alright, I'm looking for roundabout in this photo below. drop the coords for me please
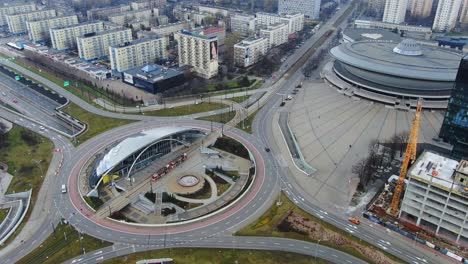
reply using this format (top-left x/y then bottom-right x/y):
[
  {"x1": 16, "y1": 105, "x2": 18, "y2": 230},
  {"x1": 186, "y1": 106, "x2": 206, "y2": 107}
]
[{"x1": 65, "y1": 122, "x2": 272, "y2": 236}]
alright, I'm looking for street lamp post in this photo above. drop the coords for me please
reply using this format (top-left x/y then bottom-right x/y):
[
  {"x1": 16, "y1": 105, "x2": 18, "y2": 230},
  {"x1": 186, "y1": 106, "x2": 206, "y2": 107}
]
[{"x1": 315, "y1": 239, "x2": 321, "y2": 260}]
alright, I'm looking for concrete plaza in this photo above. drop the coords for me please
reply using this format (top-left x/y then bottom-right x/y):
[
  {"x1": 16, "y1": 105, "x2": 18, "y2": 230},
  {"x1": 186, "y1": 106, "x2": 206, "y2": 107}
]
[{"x1": 283, "y1": 80, "x2": 444, "y2": 214}]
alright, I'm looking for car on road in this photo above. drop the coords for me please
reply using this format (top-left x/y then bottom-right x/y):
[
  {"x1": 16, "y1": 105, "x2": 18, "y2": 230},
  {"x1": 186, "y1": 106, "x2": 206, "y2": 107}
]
[
  {"x1": 348, "y1": 217, "x2": 360, "y2": 225},
  {"x1": 1, "y1": 92, "x2": 6, "y2": 96},
  {"x1": 61, "y1": 184, "x2": 67, "y2": 193},
  {"x1": 12, "y1": 99, "x2": 17, "y2": 103},
  {"x1": 280, "y1": 101, "x2": 286, "y2": 107},
  {"x1": 286, "y1": 95, "x2": 293, "y2": 100},
  {"x1": 265, "y1": 147, "x2": 270, "y2": 152}
]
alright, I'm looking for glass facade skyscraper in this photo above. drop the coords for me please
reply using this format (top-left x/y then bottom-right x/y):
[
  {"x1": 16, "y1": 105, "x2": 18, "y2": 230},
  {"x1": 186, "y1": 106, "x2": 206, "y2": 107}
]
[{"x1": 439, "y1": 54, "x2": 468, "y2": 159}]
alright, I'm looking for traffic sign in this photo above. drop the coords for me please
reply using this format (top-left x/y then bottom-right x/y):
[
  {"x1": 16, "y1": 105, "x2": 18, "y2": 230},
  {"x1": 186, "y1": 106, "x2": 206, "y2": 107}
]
[{"x1": 64, "y1": 81, "x2": 70, "y2": 87}]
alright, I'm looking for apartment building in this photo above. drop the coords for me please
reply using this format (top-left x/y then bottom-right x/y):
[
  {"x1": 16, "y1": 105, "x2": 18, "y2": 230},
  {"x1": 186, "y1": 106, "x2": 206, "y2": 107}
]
[
  {"x1": 196, "y1": 5, "x2": 230, "y2": 17},
  {"x1": 151, "y1": 21, "x2": 194, "y2": 36},
  {"x1": 410, "y1": 0, "x2": 433, "y2": 19},
  {"x1": 173, "y1": 10, "x2": 212, "y2": 26},
  {"x1": 175, "y1": 30, "x2": 218, "y2": 79},
  {"x1": 86, "y1": 4, "x2": 131, "y2": 20},
  {"x1": 432, "y1": 0, "x2": 462, "y2": 32},
  {"x1": 256, "y1": 12, "x2": 282, "y2": 26},
  {"x1": 260, "y1": 23, "x2": 289, "y2": 49},
  {"x1": 130, "y1": 0, "x2": 166, "y2": 10},
  {"x1": 383, "y1": 0, "x2": 408, "y2": 24},
  {"x1": 278, "y1": 0, "x2": 320, "y2": 20},
  {"x1": 400, "y1": 151, "x2": 468, "y2": 245},
  {"x1": 77, "y1": 28, "x2": 133, "y2": 61},
  {"x1": 461, "y1": 0, "x2": 468, "y2": 25},
  {"x1": 230, "y1": 14, "x2": 256, "y2": 36},
  {"x1": 50, "y1": 21, "x2": 105, "y2": 51},
  {"x1": 109, "y1": 35, "x2": 168, "y2": 72},
  {"x1": 256, "y1": 12, "x2": 304, "y2": 34},
  {"x1": 27, "y1": 15, "x2": 78, "y2": 43},
  {"x1": 108, "y1": 9, "x2": 152, "y2": 25},
  {"x1": 6, "y1": 9, "x2": 56, "y2": 34},
  {"x1": 0, "y1": 2, "x2": 36, "y2": 26},
  {"x1": 234, "y1": 37, "x2": 268, "y2": 67}
]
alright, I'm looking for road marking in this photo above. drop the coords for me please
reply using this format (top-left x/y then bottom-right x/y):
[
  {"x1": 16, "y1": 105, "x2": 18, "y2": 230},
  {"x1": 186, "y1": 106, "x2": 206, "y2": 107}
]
[
  {"x1": 93, "y1": 251, "x2": 102, "y2": 255},
  {"x1": 332, "y1": 254, "x2": 338, "y2": 258},
  {"x1": 96, "y1": 256, "x2": 103, "y2": 261}
]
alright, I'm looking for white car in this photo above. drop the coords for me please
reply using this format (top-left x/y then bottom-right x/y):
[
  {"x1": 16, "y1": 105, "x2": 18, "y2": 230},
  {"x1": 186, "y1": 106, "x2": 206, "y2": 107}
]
[{"x1": 61, "y1": 184, "x2": 67, "y2": 193}]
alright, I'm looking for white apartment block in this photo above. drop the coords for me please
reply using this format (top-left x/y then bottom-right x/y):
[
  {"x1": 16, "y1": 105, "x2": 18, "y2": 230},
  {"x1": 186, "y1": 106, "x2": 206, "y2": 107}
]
[
  {"x1": 87, "y1": 5, "x2": 131, "y2": 20},
  {"x1": 234, "y1": 37, "x2": 268, "y2": 67},
  {"x1": 108, "y1": 9, "x2": 152, "y2": 25},
  {"x1": 230, "y1": 14, "x2": 256, "y2": 36},
  {"x1": 260, "y1": 23, "x2": 289, "y2": 49},
  {"x1": 461, "y1": 0, "x2": 468, "y2": 24},
  {"x1": 410, "y1": 0, "x2": 433, "y2": 18},
  {"x1": 256, "y1": 12, "x2": 282, "y2": 26},
  {"x1": 382, "y1": 0, "x2": 408, "y2": 24},
  {"x1": 0, "y1": 2, "x2": 36, "y2": 26},
  {"x1": 176, "y1": 30, "x2": 218, "y2": 79},
  {"x1": 400, "y1": 151, "x2": 468, "y2": 244},
  {"x1": 278, "y1": 0, "x2": 320, "y2": 20},
  {"x1": 109, "y1": 35, "x2": 167, "y2": 72},
  {"x1": 151, "y1": 21, "x2": 194, "y2": 36},
  {"x1": 6, "y1": 9, "x2": 56, "y2": 34},
  {"x1": 50, "y1": 21, "x2": 105, "y2": 51},
  {"x1": 280, "y1": 13, "x2": 304, "y2": 34},
  {"x1": 27, "y1": 15, "x2": 78, "y2": 43},
  {"x1": 174, "y1": 10, "x2": 212, "y2": 26},
  {"x1": 197, "y1": 5, "x2": 230, "y2": 17},
  {"x1": 130, "y1": 0, "x2": 166, "y2": 10},
  {"x1": 77, "y1": 28, "x2": 133, "y2": 61},
  {"x1": 432, "y1": 0, "x2": 462, "y2": 32}
]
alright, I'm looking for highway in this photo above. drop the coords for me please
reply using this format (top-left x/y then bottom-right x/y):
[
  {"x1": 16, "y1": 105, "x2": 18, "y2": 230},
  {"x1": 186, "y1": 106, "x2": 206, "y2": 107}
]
[{"x1": 0, "y1": 1, "x2": 455, "y2": 263}]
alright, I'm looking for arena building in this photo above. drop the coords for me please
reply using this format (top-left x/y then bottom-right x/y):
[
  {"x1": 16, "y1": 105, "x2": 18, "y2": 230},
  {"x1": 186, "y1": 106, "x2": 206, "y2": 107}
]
[
  {"x1": 325, "y1": 39, "x2": 463, "y2": 109},
  {"x1": 88, "y1": 127, "x2": 205, "y2": 189}
]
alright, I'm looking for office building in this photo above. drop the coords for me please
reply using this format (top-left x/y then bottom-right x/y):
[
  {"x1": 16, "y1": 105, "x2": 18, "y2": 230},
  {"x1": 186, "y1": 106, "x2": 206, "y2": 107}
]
[
  {"x1": 77, "y1": 28, "x2": 132, "y2": 61},
  {"x1": 86, "y1": 5, "x2": 131, "y2": 20},
  {"x1": 157, "y1": 15, "x2": 169, "y2": 25},
  {"x1": 109, "y1": 36, "x2": 167, "y2": 73},
  {"x1": 175, "y1": 30, "x2": 218, "y2": 79},
  {"x1": 439, "y1": 55, "x2": 468, "y2": 159},
  {"x1": 234, "y1": 37, "x2": 268, "y2": 67},
  {"x1": 399, "y1": 151, "x2": 468, "y2": 245},
  {"x1": 108, "y1": 9, "x2": 152, "y2": 25},
  {"x1": 231, "y1": 14, "x2": 256, "y2": 36},
  {"x1": 410, "y1": 0, "x2": 433, "y2": 18},
  {"x1": 383, "y1": 0, "x2": 408, "y2": 24},
  {"x1": 130, "y1": 0, "x2": 166, "y2": 10},
  {"x1": 194, "y1": 26, "x2": 226, "y2": 45},
  {"x1": 27, "y1": 15, "x2": 78, "y2": 43},
  {"x1": 260, "y1": 23, "x2": 288, "y2": 49},
  {"x1": 50, "y1": 21, "x2": 104, "y2": 51},
  {"x1": 0, "y1": 2, "x2": 36, "y2": 26},
  {"x1": 432, "y1": 0, "x2": 462, "y2": 32},
  {"x1": 151, "y1": 21, "x2": 194, "y2": 36},
  {"x1": 122, "y1": 64, "x2": 185, "y2": 94},
  {"x1": 278, "y1": 0, "x2": 320, "y2": 20},
  {"x1": 6, "y1": 9, "x2": 56, "y2": 34},
  {"x1": 341, "y1": 28, "x2": 402, "y2": 43}
]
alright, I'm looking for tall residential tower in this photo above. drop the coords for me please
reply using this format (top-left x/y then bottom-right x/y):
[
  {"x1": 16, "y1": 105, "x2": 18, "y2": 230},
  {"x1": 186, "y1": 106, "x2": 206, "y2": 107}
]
[
  {"x1": 278, "y1": 0, "x2": 321, "y2": 20},
  {"x1": 383, "y1": 0, "x2": 408, "y2": 24},
  {"x1": 432, "y1": 0, "x2": 462, "y2": 32}
]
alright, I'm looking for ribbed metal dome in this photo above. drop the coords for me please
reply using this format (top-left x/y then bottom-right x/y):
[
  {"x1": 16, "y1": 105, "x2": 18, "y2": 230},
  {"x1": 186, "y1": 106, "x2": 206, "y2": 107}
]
[{"x1": 393, "y1": 39, "x2": 423, "y2": 56}]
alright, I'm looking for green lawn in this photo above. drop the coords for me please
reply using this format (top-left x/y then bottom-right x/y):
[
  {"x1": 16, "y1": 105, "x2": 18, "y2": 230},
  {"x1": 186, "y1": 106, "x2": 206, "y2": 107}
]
[
  {"x1": 197, "y1": 110, "x2": 236, "y2": 124},
  {"x1": 229, "y1": 94, "x2": 252, "y2": 103},
  {"x1": 236, "y1": 109, "x2": 259, "y2": 134},
  {"x1": 101, "y1": 248, "x2": 330, "y2": 264},
  {"x1": 17, "y1": 222, "x2": 112, "y2": 264},
  {"x1": 236, "y1": 193, "x2": 403, "y2": 264},
  {"x1": 61, "y1": 103, "x2": 135, "y2": 145},
  {"x1": 146, "y1": 102, "x2": 226, "y2": 117},
  {"x1": 0, "y1": 126, "x2": 54, "y2": 247},
  {"x1": 0, "y1": 208, "x2": 9, "y2": 223}
]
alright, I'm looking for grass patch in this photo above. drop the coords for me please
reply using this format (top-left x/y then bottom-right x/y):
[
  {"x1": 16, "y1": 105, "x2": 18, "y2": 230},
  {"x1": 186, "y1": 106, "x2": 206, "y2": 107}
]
[
  {"x1": 17, "y1": 222, "x2": 112, "y2": 264},
  {"x1": 197, "y1": 110, "x2": 236, "y2": 124},
  {"x1": 61, "y1": 102, "x2": 135, "y2": 145},
  {"x1": 145, "y1": 102, "x2": 226, "y2": 117},
  {"x1": 83, "y1": 196, "x2": 104, "y2": 210},
  {"x1": 101, "y1": 248, "x2": 329, "y2": 264},
  {"x1": 0, "y1": 208, "x2": 9, "y2": 222},
  {"x1": 236, "y1": 109, "x2": 259, "y2": 134},
  {"x1": 0, "y1": 126, "x2": 53, "y2": 247},
  {"x1": 236, "y1": 193, "x2": 404, "y2": 264},
  {"x1": 229, "y1": 94, "x2": 252, "y2": 103}
]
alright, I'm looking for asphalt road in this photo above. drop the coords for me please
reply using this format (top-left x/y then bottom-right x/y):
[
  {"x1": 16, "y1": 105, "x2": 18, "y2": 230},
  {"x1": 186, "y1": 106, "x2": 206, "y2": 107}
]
[{"x1": 0, "y1": 1, "x2": 454, "y2": 264}]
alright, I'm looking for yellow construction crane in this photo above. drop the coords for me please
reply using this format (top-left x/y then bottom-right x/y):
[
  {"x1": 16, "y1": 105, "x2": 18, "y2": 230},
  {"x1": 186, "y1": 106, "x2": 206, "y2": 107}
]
[{"x1": 390, "y1": 100, "x2": 422, "y2": 216}]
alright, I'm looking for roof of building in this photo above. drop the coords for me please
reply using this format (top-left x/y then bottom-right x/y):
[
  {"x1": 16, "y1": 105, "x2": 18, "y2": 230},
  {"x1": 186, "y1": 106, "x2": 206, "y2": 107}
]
[
  {"x1": 110, "y1": 35, "x2": 164, "y2": 48},
  {"x1": 179, "y1": 29, "x2": 216, "y2": 40},
  {"x1": 7, "y1": 8, "x2": 54, "y2": 17},
  {"x1": 409, "y1": 151, "x2": 466, "y2": 196},
  {"x1": 457, "y1": 160, "x2": 468, "y2": 176},
  {"x1": 108, "y1": 8, "x2": 152, "y2": 18},
  {"x1": 201, "y1": 27, "x2": 225, "y2": 35},
  {"x1": 49, "y1": 20, "x2": 103, "y2": 31},
  {"x1": 343, "y1": 28, "x2": 402, "y2": 42},
  {"x1": 95, "y1": 127, "x2": 195, "y2": 176},
  {"x1": 28, "y1": 14, "x2": 77, "y2": 23},
  {"x1": 436, "y1": 36, "x2": 468, "y2": 47},
  {"x1": 330, "y1": 40, "x2": 462, "y2": 81},
  {"x1": 124, "y1": 64, "x2": 183, "y2": 83},
  {"x1": 77, "y1": 28, "x2": 130, "y2": 39}
]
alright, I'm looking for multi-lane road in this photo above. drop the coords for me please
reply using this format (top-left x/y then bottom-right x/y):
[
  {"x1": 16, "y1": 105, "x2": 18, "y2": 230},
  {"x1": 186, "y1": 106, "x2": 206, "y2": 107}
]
[{"x1": 0, "y1": 1, "x2": 455, "y2": 264}]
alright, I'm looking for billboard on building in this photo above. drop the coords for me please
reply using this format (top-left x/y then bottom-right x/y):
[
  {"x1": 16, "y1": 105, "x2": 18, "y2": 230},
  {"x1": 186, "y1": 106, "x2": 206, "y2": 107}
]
[
  {"x1": 123, "y1": 72, "x2": 134, "y2": 84},
  {"x1": 210, "y1": 40, "x2": 218, "y2": 61}
]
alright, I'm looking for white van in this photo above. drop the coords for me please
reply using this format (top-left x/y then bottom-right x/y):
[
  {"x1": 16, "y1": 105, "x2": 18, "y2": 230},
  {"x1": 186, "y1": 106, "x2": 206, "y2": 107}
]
[{"x1": 61, "y1": 184, "x2": 67, "y2": 193}]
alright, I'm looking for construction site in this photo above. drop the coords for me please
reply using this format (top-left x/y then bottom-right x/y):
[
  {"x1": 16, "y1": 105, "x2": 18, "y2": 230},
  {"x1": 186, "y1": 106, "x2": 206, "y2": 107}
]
[{"x1": 364, "y1": 102, "x2": 468, "y2": 262}]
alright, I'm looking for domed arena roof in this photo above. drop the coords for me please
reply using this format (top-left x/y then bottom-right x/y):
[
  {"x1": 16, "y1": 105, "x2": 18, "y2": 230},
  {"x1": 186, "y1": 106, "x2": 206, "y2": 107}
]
[{"x1": 393, "y1": 39, "x2": 423, "y2": 56}]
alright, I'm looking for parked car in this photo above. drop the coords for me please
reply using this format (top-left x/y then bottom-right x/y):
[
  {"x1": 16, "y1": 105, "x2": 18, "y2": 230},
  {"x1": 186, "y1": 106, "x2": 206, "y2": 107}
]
[{"x1": 348, "y1": 217, "x2": 360, "y2": 225}]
